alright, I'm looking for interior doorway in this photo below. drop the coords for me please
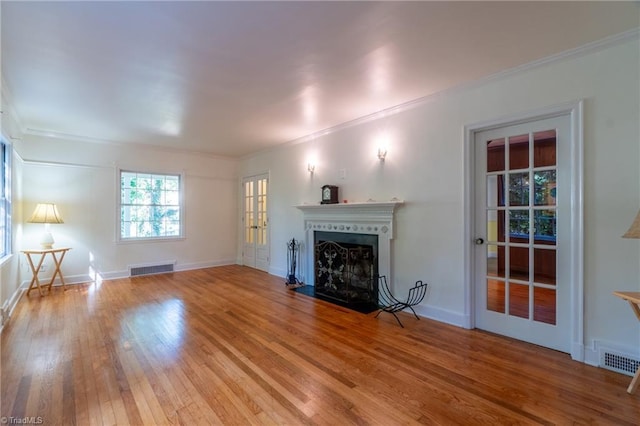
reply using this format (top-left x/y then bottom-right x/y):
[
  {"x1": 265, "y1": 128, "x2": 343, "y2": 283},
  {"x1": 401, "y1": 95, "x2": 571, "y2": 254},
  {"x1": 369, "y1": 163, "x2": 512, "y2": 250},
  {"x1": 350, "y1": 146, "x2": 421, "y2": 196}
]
[
  {"x1": 242, "y1": 173, "x2": 269, "y2": 272},
  {"x1": 465, "y1": 102, "x2": 583, "y2": 359}
]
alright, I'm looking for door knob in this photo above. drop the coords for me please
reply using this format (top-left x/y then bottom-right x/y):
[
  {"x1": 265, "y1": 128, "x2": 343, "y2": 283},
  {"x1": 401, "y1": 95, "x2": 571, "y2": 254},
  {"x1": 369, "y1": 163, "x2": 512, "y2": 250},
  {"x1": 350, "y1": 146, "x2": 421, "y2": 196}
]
[{"x1": 475, "y1": 238, "x2": 485, "y2": 245}]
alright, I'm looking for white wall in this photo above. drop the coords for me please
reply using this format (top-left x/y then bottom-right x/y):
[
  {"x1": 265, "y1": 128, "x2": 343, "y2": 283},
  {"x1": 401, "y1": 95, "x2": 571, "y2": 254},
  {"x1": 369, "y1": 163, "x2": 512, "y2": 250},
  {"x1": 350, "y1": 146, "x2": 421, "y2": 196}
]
[
  {"x1": 239, "y1": 37, "x2": 640, "y2": 359},
  {"x1": 13, "y1": 135, "x2": 239, "y2": 284}
]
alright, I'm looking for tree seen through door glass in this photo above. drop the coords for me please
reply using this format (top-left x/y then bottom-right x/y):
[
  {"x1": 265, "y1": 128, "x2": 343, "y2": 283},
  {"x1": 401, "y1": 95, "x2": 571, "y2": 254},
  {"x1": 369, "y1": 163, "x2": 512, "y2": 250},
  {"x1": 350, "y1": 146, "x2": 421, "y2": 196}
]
[{"x1": 509, "y1": 173, "x2": 529, "y2": 206}]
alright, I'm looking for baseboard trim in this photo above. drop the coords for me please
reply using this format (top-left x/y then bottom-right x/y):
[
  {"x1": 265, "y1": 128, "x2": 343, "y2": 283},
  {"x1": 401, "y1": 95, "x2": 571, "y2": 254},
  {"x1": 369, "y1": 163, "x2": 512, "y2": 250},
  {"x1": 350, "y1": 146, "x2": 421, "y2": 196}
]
[
  {"x1": 176, "y1": 259, "x2": 237, "y2": 272},
  {"x1": 571, "y1": 342, "x2": 585, "y2": 362},
  {"x1": 584, "y1": 339, "x2": 640, "y2": 369},
  {"x1": 19, "y1": 259, "x2": 239, "y2": 288},
  {"x1": 411, "y1": 303, "x2": 467, "y2": 328},
  {"x1": 0, "y1": 286, "x2": 26, "y2": 334},
  {"x1": 268, "y1": 266, "x2": 287, "y2": 279},
  {"x1": 102, "y1": 259, "x2": 237, "y2": 280},
  {"x1": 20, "y1": 273, "x2": 95, "y2": 290}
]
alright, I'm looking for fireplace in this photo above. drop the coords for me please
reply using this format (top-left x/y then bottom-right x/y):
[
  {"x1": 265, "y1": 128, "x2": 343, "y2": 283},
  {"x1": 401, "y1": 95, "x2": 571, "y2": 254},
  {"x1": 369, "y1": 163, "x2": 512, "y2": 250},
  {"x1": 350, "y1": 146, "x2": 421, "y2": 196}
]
[
  {"x1": 296, "y1": 201, "x2": 403, "y2": 309},
  {"x1": 314, "y1": 231, "x2": 378, "y2": 305}
]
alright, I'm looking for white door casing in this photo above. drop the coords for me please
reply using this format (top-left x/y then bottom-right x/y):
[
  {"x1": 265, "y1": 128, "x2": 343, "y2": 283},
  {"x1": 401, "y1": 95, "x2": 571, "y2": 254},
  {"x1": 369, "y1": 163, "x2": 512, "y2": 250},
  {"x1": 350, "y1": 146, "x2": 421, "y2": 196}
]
[
  {"x1": 464, "y1": 101, "x2": 584, "y2": 361},
  {"x1": 242, "y1": 173, "x2": 269, "y2": 272}
]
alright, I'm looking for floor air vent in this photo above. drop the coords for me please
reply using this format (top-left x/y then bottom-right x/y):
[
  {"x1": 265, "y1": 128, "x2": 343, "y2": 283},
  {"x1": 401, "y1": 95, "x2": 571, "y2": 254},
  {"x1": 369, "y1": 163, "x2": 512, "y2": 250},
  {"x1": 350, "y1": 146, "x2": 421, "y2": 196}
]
[
  {"x1": 130, "y1": 263, "x2": 174, "y2": 277},
  {"x1": 600, "y1": 349, "x2": 640, "y2": 376}
]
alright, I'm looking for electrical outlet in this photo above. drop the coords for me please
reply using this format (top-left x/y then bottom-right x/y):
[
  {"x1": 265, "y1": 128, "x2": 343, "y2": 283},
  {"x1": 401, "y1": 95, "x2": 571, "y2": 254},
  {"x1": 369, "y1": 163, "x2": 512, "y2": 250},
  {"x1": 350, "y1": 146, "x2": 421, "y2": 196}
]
[{"x1": 40, "y1": 264, "x2": 48, "y2": 273}]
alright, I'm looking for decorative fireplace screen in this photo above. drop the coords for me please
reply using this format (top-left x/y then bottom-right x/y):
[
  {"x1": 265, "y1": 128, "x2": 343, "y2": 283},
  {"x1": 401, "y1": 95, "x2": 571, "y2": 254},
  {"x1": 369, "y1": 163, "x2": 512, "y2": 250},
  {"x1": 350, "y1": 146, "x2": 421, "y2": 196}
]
[{"x1": 314, "y1": 240, "x2": 376, "y2": 304}]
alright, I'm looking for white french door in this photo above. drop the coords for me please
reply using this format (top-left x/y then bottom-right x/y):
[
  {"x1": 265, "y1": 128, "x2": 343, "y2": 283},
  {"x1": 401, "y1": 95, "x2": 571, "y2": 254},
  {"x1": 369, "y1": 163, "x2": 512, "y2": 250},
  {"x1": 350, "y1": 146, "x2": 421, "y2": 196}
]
[
  {"x1": 242, "y1": 174, "x2": 269, "y2": 272},
  {"x1": 474, "y1": 115, "x2": 574, "y2": 353}
]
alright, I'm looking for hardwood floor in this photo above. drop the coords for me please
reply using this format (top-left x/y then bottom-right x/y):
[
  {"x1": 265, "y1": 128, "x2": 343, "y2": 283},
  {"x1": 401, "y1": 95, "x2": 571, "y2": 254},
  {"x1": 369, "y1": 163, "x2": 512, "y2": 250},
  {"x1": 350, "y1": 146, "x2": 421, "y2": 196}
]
[{"x1": 1, "y1": 265, "x2": 638, "y2": 425}]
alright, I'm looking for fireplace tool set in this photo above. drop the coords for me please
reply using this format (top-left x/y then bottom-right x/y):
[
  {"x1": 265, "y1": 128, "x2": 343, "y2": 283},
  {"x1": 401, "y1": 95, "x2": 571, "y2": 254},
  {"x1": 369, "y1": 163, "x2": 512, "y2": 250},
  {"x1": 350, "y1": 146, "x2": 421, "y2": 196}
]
[{"x1": 285, "y1": 238, "x2": 303, "y2": 288}]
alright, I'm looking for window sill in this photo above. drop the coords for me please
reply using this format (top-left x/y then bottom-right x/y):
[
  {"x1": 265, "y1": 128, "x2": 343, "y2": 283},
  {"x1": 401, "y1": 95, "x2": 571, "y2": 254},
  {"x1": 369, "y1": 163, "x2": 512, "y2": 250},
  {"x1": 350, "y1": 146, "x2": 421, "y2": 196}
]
[{"x1": 116, "y1": 236, "x2": 186, "y2": 245}]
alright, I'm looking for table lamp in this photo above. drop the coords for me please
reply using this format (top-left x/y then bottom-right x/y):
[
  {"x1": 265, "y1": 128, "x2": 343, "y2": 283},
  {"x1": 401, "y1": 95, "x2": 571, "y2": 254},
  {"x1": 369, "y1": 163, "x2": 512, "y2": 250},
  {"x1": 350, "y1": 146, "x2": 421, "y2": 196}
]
[{"x1": 28, "y1": 203, "x2": 64, "y2": 249}]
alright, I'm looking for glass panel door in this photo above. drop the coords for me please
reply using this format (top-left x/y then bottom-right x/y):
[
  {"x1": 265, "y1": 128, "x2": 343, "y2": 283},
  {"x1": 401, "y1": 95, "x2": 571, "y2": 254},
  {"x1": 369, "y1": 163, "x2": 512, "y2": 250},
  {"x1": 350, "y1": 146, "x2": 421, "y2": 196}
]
[
  {"x1": 242, "y1": 174, "x2": 269, "y2": 272},
  {"x1": 485, "y1": 130, "x2": 557, "y2": 324},
  {"x1": 476, "y1": 116, "x2": 570, "y2": 353}
]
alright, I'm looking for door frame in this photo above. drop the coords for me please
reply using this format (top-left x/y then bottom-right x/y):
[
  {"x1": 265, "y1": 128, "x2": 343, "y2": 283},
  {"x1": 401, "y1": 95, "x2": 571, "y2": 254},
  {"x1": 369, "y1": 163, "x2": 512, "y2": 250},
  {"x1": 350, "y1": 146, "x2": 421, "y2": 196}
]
[
  {"x1": 463, "y1": 100, "x2": 584, "y2": 361},
  {"x1": 240, "y1": 171, "x2": 270, "y2": 271}
]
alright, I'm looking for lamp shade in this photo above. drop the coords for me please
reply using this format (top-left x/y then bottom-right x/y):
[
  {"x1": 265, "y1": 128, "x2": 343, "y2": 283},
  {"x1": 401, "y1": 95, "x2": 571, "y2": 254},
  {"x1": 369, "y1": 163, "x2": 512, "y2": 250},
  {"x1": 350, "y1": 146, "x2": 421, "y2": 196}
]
[
  {"x1": 28, "y1": 203, "x2": 64, "y2": 224},
  {"x1": 623, "y1": 209, "x2": 640, "y2": 239}
]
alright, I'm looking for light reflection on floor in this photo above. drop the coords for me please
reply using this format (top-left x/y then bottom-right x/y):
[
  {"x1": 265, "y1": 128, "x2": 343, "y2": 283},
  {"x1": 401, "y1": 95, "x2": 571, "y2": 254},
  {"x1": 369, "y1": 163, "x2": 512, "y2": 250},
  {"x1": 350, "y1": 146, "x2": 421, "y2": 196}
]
[{"x1": 120, "y1": 298, "x2": 186, "y2": 365}]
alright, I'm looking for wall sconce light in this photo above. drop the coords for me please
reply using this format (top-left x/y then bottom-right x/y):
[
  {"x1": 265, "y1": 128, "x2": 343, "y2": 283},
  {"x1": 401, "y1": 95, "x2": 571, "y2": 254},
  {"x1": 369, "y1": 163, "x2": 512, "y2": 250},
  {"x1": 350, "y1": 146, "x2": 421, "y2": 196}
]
[
  {"x1": 377, "y1": 147, "x2": 387, "y2": 161},
  {"x1": 307, "y1": 163, "x2": 315, "y2": 173}
]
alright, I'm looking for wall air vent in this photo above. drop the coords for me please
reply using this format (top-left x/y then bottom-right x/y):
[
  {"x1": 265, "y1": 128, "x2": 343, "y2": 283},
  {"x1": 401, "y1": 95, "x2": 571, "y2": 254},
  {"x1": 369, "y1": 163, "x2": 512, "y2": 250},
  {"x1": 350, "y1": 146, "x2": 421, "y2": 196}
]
[
  {"x1": 600, "y1": 348, "x2": 640, "y2": 376},
  {"x1": 129, "y1": 263, "x2": 174, "y2": 277}
]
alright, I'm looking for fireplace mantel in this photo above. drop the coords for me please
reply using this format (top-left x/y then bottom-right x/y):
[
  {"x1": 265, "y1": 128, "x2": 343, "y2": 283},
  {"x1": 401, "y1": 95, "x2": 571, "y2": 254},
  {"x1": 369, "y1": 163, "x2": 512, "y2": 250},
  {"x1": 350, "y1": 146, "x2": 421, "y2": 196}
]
[
  {"x1": 296, "y1": 201, "x2": 403, "y2": 285},
  {"x1": 296, "y1": 200, "x2": 403, "y2": 214},
  {"x1": 296, "y1": 201, "x2": 403, "y2": 238}
]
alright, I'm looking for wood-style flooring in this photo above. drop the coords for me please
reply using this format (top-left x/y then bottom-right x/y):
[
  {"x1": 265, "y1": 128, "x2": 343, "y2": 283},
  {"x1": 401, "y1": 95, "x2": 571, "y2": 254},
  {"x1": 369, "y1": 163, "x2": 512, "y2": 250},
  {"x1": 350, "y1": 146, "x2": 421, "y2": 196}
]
[{"x1": 1, "y1": 265, "x2": 638, "y2": 425}]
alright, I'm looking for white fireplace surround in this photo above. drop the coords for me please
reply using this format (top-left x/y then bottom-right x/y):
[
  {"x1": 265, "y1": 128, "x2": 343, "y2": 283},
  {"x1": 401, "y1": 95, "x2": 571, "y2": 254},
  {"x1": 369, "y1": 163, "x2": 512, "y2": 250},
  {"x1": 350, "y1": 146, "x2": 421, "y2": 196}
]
[{"x1": 296, "y1": 201, "x2": 403, "y2": 286}]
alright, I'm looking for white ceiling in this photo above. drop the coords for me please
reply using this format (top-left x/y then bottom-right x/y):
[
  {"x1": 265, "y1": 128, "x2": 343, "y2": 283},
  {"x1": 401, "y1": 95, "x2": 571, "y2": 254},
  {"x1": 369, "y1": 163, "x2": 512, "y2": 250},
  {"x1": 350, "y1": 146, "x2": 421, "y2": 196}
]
[{"x1": 2, "y1": 1, "x2": 639, "y2": 157}]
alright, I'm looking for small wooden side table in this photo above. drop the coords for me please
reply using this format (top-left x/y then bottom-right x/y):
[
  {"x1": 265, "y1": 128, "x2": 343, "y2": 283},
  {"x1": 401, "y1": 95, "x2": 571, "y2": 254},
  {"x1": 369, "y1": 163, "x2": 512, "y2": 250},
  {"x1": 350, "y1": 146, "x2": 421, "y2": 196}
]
[
  {"x1": 613, "y1": 291, "x2": 640, "y2": 394},
  {"x1": 22, "y1": 248, "x2": 72, "y2": 296}
]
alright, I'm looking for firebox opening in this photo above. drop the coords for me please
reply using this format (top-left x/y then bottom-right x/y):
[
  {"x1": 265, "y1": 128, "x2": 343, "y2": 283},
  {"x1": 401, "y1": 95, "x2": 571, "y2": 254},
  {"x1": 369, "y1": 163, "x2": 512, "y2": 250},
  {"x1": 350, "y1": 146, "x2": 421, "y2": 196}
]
[{"x1": 313, "y1": 231, "x2": 378, "y2": 309}]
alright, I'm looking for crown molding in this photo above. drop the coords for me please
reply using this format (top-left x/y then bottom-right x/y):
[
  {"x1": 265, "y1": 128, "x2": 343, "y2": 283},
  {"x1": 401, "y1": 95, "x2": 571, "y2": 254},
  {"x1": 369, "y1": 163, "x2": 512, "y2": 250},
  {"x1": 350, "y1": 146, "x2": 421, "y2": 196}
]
[
  {"x1": 23, "y1": 128, "x2": 236, "y2": 161},
  {"x1": 241, "y1": 27, "x2": 640, "y2": 161}
]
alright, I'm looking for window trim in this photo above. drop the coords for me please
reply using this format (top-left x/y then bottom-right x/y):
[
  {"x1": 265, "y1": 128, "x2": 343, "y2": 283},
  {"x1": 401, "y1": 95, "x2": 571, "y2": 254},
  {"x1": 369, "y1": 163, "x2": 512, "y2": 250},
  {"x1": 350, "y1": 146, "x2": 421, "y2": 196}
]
[
  {"x1": 0, "y1": 137, "x2": 12, "y2": 261},
  {"x1": 116, "y1": 168, "x2": 185, "y2": 243}
]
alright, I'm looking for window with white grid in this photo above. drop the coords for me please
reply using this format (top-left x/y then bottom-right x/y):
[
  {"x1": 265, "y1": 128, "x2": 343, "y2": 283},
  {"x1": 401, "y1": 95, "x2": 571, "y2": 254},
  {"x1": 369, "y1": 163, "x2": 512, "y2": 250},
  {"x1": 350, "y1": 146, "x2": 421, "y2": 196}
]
[{"x1": 119, "y1": 170, "x2": 183, "y2": 241}]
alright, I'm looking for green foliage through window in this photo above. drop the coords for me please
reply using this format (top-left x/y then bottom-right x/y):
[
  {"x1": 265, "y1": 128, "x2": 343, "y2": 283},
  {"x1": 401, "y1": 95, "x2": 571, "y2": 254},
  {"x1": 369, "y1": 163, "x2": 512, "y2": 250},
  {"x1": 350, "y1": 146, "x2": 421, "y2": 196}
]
[
  {"x1": 120, "y1": 171, "x2": 181, "y2": 239},
  {"x1": 507, "y1": 170, "x2": 556, "y2": 241}
]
